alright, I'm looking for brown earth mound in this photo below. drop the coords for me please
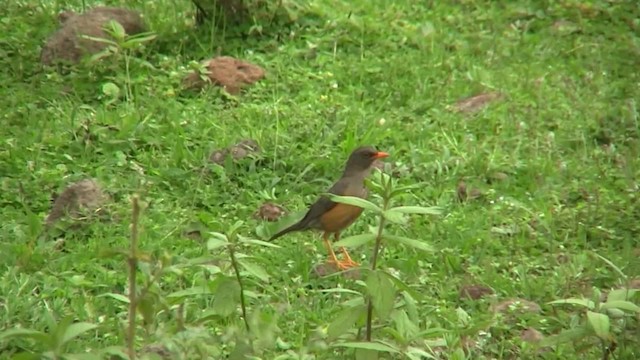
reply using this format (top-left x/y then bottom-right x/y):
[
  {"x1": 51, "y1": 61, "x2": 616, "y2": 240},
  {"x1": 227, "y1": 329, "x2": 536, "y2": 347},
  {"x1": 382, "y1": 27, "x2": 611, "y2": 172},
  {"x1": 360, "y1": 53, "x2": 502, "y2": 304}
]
[
  {"x1": 41, "y1": 6, "x2": 146, "y2": 66},
  {"x1": 183, "y1": 56, "x2": 265, "y2": 94},
  {"x1": 46, "y1": 178, "x2": 109, "y2": 226}
]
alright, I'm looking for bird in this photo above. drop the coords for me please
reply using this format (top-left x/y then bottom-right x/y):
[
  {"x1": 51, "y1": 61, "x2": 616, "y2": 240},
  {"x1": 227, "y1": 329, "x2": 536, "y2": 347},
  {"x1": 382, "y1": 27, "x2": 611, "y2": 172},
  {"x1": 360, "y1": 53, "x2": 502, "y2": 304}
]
[{"x1": 269, "y1": 145, "x2": 389, "y2": 270}]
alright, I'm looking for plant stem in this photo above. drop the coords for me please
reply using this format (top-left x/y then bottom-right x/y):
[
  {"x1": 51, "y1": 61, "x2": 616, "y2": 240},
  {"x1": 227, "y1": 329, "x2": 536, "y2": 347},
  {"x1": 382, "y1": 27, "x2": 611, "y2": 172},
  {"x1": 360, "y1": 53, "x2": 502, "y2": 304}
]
[
  {"x1": 366, "y1": 172, "x2": 391, "y2": 342},
  {"x1": 228, "y1": 245, "x2": 250, "y2": 332},
  {"x1": 127, "y1": 196, "x2": 141, "y2": 359}
]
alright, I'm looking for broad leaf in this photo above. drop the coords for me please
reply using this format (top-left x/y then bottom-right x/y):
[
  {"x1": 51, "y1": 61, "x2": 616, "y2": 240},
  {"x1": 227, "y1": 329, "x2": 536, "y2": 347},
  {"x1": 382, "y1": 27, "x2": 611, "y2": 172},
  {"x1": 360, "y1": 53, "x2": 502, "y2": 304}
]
[
  {"x1": 606, "y1": 288, "x2": 637, "y2": 302},
  {"x1": 366, "y1": 270, "x2": 396, "y2": 321},
  {"x1": 326, "y1": 194, "x2": 381, "y2": 212},
  {"x1": 212, "y1": 278, "x2": 239, "y2": 317},
  {"x1": 592, "y1": 252, "x2": 627, "y2": 279},
  {"x1": 98, "y1": 293, "x2": 130, "y2": 304},
  {"x1": 548, "y1": 298, "x2": 595, "y2": 309},
  {"x1": 385, "y1": 234, "x2": 435, "y2": 252},
  {"x1": 586, "y1": 311, "x2": 610, "y2": 340},
  {"x1": 239, "y1": 237, "x2": 282, "y2": 248},
  {"x1": 382, "y1": 210, "x2": 408, "y2": 224},
  {"x1": 388, "y1": 206, "x2": 444, "y2": 215},
  {"x1": 167, "y1": 286, "x2": 213, "y2": 299},
  {"x1": 391, "y1": 309, "x2": 419, "y2": 341},
  {"x1": 333, "y1": 234, "x2": 376, "y2": 248},
  {"x1": 237, "y1": 258, "x2": 270, "y2": 282},
  {"x1": 539, "y1": 326, "x2": 591, "y2": 346},
  {"x1": 63, "y1": 353, "x2": 103, "y2": 360},
  {"x1": 380, "y1": 272, "x2": 423, "y2": 301},
  {"x1": 355, "y1": 348, "x2": 378, "y2": 360},
  {"x1": 332, "y1": 341, "x2": 400, "y2": 353},
  {"x1": 0, "y1": 328, "x2": 48, "y2": 343},
  {"x1": 60, "y1": 322, "x2": 98, "y2": 345},
  {"x1": 328, "y1": 304, "x2": 365, "y2": 339},
  {"x1": 600, "y1": 300, "x2": 640, "y2": 313},
  {"x1": 405, "y1": 347, "x2": 437, "y2": 360},
  {"x1": 106, "y1": 20, "x2": 126, "y2": 39},
  {"x1": 207, "y1": 235, "x2": 229, "y2": 251}
]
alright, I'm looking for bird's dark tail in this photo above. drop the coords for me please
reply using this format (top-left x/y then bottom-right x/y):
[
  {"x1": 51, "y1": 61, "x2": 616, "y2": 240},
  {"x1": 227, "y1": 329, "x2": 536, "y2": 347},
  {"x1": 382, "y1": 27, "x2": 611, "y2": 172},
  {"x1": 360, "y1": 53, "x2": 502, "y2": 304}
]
[{"x1": 268, "y1": 220, "x2": 307, "y2": 242}]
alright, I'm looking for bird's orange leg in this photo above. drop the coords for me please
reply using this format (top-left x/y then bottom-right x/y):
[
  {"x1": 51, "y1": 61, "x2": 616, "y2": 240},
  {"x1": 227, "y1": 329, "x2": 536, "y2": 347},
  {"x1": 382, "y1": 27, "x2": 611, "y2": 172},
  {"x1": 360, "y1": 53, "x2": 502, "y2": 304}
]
[
  {"x1": 335, "y1": 233, "x2": 359, "y2": 268},
  {"x1": 322, "y1": 232, "x2": 342, "y2": 267}
]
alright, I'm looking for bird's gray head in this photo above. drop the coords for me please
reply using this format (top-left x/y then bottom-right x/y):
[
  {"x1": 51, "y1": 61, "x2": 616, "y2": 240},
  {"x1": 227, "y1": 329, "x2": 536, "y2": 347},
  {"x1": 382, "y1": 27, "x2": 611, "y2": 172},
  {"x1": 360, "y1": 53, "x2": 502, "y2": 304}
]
[{"x1": 342, "y1": 145, "x2": 389, "y2": 177}]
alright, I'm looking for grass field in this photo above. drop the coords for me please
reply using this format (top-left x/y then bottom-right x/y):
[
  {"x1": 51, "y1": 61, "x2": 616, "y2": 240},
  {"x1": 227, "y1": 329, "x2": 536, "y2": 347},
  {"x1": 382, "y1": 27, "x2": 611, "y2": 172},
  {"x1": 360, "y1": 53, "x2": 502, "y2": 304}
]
[{"x1": 1, "y1": 0, "x2": 639, "y2": 359}]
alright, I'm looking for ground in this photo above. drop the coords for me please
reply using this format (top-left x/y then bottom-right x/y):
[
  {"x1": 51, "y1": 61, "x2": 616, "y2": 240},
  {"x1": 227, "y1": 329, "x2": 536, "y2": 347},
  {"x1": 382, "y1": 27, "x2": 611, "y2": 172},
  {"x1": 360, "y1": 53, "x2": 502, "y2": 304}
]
[{"x1": 1, "y1": 0, "x2": 639, "y2": 359}]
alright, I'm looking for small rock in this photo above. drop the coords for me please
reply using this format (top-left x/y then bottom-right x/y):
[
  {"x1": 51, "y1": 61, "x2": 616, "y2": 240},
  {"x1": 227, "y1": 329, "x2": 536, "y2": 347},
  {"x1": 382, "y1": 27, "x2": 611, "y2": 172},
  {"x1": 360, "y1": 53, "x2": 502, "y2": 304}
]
[
  {"x1": 555, "y1": 253, "x2": 570, "y2": 264},
  {"x1": 310, "y1": 262, "x2": 361, "y2": 280},
  {"x1": 141, "y1": 343, "x2": 172, "y2": 359},
  {"x1": 520, "y1": 327, "x2": 544, "y2": 343},
  {"x1": 491, "y1": 298, "x2": 541, "y2": 314},
  {"x1": 229, "y1": 139, "x2": 260, "y2": 160},
  {"x1": 459, "y1": 284, "x2": 494, "y2": 300},
  {"x1": 209, "y1": 149, "x2": 229, "y2": 165},
  {"x1": 209, "y1": 139, "x2": 260, "y2": 165},
  {"x1": 487, "y1": 172, "x2": 509, "y2": 183},
  {"x1": 183, "y1": 56, "x2": 265, "y2": 94},
  {"x1": 453, "y1": 92, "x2": 503, "y2": 114},
  {"x1": 46, "y1": 178, "x2": 109, "y2": 226},
  {"x1": 253, "y1": 203, "x2": 286, "y2": 222},
  {"x1": 456, "y1": 180, "x2": 467, "y2": 202}
]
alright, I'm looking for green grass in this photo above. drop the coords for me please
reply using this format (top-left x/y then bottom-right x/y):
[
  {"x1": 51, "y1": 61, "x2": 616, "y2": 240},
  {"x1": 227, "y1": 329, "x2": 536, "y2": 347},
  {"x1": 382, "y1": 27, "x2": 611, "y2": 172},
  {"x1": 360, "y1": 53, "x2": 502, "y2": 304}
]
[{"x1": 1, "y1": 0, "x2": 639, "y2": 359}]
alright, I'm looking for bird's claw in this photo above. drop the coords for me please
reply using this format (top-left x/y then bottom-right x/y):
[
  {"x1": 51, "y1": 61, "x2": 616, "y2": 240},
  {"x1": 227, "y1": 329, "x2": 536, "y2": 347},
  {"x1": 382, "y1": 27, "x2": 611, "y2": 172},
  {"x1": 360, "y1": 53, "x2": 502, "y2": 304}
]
[{"x1": 328, "y1": 259, "x2": 359, "y2": 270}]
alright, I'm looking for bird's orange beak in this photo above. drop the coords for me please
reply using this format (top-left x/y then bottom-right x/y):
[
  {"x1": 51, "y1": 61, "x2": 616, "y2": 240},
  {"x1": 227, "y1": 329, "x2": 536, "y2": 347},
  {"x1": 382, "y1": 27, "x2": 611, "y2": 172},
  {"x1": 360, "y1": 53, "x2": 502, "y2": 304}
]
[{"x1": 373, "y1": 151, "x2": 389, "y2": 159}]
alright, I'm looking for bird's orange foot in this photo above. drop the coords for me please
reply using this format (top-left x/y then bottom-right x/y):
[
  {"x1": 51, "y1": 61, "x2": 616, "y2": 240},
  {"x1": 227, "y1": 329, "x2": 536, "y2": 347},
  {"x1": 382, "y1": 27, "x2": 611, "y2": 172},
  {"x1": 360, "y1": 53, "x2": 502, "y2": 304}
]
[{"x1": 328, "y1": 258, "x2": 359, "y2": 270}]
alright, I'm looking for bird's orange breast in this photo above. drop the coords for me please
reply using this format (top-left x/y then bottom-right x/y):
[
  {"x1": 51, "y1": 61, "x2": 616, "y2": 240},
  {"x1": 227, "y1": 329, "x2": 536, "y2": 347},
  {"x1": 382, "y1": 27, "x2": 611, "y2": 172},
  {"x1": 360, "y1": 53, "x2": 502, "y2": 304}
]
[{"x1": 319, "y1": 203, "x2": 364, "y2": 233}]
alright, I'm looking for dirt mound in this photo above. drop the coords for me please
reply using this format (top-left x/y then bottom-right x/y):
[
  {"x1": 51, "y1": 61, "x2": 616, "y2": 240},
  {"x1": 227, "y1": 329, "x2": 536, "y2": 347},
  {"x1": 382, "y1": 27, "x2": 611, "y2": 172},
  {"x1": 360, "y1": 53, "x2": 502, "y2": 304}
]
[
  {"x1": 183, "y1": 56, "x2": 265, "y2": 94},
  {"x1": 46, "y1": 178, "x2": 109, "y2": 226},
  {"x1": 41, "y1": 6, "x2": 146, "y2": 66}
]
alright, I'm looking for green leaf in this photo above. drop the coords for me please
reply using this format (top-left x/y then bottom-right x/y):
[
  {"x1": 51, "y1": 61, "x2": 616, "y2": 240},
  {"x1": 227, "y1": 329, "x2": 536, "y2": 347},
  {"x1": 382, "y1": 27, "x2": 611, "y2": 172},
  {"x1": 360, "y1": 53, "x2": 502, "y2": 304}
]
[
  {"x1": 237, "y1": 258, "x2": 270, "y2": 282},
  {"x1": 391, "y1": 309, "x2": 419, "y2": 341},
  {"x1": 212, "y1": 278, "x2": 239, "y2": 317},
  {"x1": 333, "y1": 233, "x2": 376, "y2": 248},
  {"x1": 137, "y1": 295, "x2": 156, "y2": 327},
  {"x1": 101, "y1": 82, "x2": 120, "y2": 98},
  {"x1": 390, "y1": 183, "x2": 429, "y2": 198},
  {"x1": 538, "y1": 326, "x2": 591, "y2": 346},
  {"x1": 385, "y1": 234, "x2": 435, "y2": 252},
  {"x1": 332, "y1": 341, "x2": 400, "y2": 353},
  {"x1": 548, "y1": 298, "x2": 595, "y2": 309},
  {"x1": 98, "y1": 292, "x2": 130, "y2": 303},
  {"x1": 405, "y1": 346, "x2": 437, "y2": 360},
  {"x1": 80, "y1": 35, "x2": 116, "y2": 46},
  {"x1": 586, "y1": 311, "x2": 610, "y2": 340},
  {"x1": 355, "y1": 348, "x2": 378, "y2": 360},
  {"x1": 207, "y1": 235, "x2": 229, "y2": 251},
  {"x1": 11, "y1": 353, "x2": 42, "y2": 360},
  {"x1": 62, "y1": 353, "x2": 103, "y2": 360},
  {"x1": 239, "y1": 237, "x2": 282, "y2": 248},
  {"x1": 606, "y1": 289, "x2": 637, "y2": 302},
  {"x1": 124, "y1": 33, "x2": 157, "y2": 45},
  {"x1": 366, "y1": 270, "x2": 396, "y2": 321},
  {"x1": 326, "y1": 194, "x2": 381, "y2": 213},
  {"x1": 591, "y1": 252, "x2": 627, "y2": 280},
  {"x1": 60, "y1": 322, "x2": 98, "y2": 346},
  {"x1": 328, "y1": 304, "x2": 365, "y2": 339},
  {"x1": 380, "y1": 271, "x2": 423, "y2": 301},
  {"x1": 107, "y1": 20, "x2": 126, "y2": 39},
  {"x1": 0, "y1": 328, "x2": 49, "y2": 343},
  {"x1": 600, "y1": 300, "x2": 640, "y2": 313},
  {"x1": 388, "y1": 206, "x2": 444, "y2": 215},
  {"x1": 167, "y1": 286, "x2": 213, "y2": 299},
  {"x1": 382, "y1": 210, "x2": 408, "y2": 224}
]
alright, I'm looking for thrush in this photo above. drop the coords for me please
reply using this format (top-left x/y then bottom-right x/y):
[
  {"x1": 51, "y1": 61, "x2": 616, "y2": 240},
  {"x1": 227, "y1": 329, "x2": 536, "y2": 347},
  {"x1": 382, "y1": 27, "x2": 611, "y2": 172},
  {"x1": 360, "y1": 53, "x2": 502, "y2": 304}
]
[{"x1": 269, "y1": 146, "x2": 389, "y2": 269}]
